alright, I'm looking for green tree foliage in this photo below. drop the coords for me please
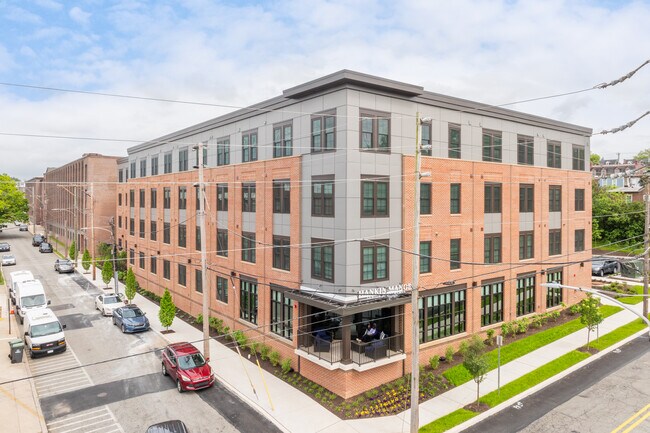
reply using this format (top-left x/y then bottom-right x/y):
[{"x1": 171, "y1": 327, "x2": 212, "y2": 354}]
[
  {"x1": 462, "y1": 335, "x2": 490, "y2": 405},
  {"x1": 116, "y1": 250, "x2": 128, "y2": 272},
  {"x1": 159, "y1": 288, "x2": 176, "y2": 331},
  {"x1": 634, "y1": 148, "x2": 650, "y2": 163},
  {"x1": 125, "y1": 267, "x2": 137, "y2": 303},
  {"x1": 0, "y1": 174, "x2": 29, "y2": 224},
  {"x1": 69, "y1": 241, "x2": 78, "y2": 262},
  {"x1": 592, "y1": 183, "x2": 644, "y2": 246},
  {"x1": 81, "y1": 249, "x2": 91, "y2": 271},
  {"x1": 101, "y1": 260, "x2": 113, "y2": 288},
  {"x1": 590, "y1": 153, "x2": 601, "y2": 165},
  {"x1": 579, "y1": 295, "x2": 604, "y2": 349}
]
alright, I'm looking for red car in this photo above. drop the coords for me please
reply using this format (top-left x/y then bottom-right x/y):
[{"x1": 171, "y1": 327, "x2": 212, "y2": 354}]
[{"x1": 161, "y1": 342, "x2": 214, "y2": 392}]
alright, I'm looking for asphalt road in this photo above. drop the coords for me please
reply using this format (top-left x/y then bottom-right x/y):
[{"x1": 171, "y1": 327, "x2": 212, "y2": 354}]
[
  {"x1": 3, "y1": 227, "x2": 280, "y2": 433},
  {"x1": 463, "y1": 335, "x2": 650, "y2": 433}
]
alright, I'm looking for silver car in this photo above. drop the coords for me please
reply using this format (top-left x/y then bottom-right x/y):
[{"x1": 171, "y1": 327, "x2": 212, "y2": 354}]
[{"x1": 2, "y1": 254, "x2": 16, "y2": 266}]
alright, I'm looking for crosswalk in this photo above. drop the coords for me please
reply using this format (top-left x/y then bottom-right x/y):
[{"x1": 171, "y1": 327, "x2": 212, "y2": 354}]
[{"x1": 27, "y1": 347, "x2": 124, "y2": 433}]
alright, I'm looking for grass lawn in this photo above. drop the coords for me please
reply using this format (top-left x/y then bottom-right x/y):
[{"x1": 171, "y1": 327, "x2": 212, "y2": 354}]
[
  {"x1": 0, "y1": 270, "x2": 4, "y2": 285},
  {"x1": 617, "y1": 285, "x2": 644, "y2": 305},
  {"x1": 419, "y1": 409, "x2": 477, "y2": 433},
  {"x1": 443, "y1": 305, "x2": 622, "y2": 386},
  {"x1": 593, "y1": 242, "x2": 644, "y2": 255},
  {"x1": 589, "y1": 318, "x2": 648, "y2": 351}
]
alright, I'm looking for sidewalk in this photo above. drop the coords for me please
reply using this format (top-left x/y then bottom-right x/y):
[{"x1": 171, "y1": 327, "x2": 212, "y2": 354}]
[{"x1": 78, "y1": 270, "x2": 649, "y2": 433}]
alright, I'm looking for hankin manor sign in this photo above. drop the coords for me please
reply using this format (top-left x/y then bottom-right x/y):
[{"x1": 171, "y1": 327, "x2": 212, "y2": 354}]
[{"x1": 358, "y1": 283, "x2": 413, "y2": 297}]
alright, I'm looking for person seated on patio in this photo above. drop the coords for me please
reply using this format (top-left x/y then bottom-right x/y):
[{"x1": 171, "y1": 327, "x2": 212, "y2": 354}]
[{"x1": 358, "y1": 322, "x2": 378, "y2": 342}]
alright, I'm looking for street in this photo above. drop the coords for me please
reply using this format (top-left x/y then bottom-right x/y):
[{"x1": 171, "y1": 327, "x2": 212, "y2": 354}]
[{"x1": 4, "y1": 228, "x2": 279, "y2": 433}]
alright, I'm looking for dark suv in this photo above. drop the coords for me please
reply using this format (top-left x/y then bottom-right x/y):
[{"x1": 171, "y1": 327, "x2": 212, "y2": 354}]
[{"x1": 32, "y1": 234, "x2": 45, "y2": 246}]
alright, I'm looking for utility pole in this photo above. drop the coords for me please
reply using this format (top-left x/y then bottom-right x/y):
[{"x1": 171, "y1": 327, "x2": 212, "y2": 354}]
[
  {"x1": 644, "y1": 181, "x2": 649, "y2": 318},
  {"x1": 89, "y1": 185, "x2": 96, "y2": 280},
  {"x1": 195, "y1": 143, "x2": 210, "y2": 360},
  {"x1": 110, "y1": 217, "x2": 119, "y2": 296}
]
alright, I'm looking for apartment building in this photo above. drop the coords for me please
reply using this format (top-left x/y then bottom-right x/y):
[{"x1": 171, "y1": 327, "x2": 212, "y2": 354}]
[
  {"x1": 116, "y1": 70, "x2": 592, "y2": 398},
  {"x1": 43, "y1": 153, "x2": 120, "y2": 256},
  {"x1": 25, "y1": 176, "x2": 44, "y2": 226}
]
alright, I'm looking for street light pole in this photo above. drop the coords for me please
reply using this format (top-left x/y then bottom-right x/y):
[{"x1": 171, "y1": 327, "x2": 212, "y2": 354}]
[
  {"x1": 89, "y1": 186, "x2": 96, "y2": 280},
  {"x1": 644, "y1": 181, "x2": 649, "y2": 318}
]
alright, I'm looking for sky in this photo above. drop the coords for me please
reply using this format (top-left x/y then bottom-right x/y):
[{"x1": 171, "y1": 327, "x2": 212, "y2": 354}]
[{"x1": 0, "y1": 0, "x2": 649, "y2": 181}]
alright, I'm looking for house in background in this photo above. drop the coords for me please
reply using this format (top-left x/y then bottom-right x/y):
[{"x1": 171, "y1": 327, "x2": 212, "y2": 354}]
[{"x1": 592, "y1": 157, "x2": 646, "y2": 202}]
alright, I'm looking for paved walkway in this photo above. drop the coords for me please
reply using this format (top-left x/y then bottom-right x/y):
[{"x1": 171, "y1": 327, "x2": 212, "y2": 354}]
[{"x1": 78, "y1": 269, "x2": 648, "y2": 433}]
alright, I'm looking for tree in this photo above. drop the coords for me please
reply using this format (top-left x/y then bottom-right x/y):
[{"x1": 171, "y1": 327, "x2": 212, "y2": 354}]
[
  {"x1": 0, "y1": 173, "x2": 29, "y2": 224},
  {"x1": 101, "y1": 260, "x2": 113, "y2": 288},
  {"x1": 69, "y1": 241, "x2": 78, "y2": 262},
  {"x1": 115, "y1": 250, "x2": 128, "y2": 273},
  {"x1": 592, "y1": 183, "x2": 644, "y2": 247},
  {"x1": 634, "y1": 148, "x2": 650, "y2": 163},
  {"x1": 579, "y1": 295, "x2": 604, "y2": 349},
  {"x1": 159, "y1": 288, "x2": 176, "y2": 331},
  {"x1": 463, "y1": 335, "x2": 490, "y2": 407},
  {"x1": 590, "y1": 153, "x2": 601, "y2": 166},
  {"x1": 125, "y1": 267, "x2": 137, "y2": 303},
  {"x1": 81, "y1": 249, "x2": 91, "y2": 271}
]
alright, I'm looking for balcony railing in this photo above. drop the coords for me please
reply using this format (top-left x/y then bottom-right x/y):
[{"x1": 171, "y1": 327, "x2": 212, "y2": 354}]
[
  {"x1": 299, "y1": 330, "x2": 343, "y2": 364},
  {"x1": 298, "y1": 330, "x2": 404, "y2": 366}
]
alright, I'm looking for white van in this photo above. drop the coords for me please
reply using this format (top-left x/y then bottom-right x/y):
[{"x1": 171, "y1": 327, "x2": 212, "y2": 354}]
[
  {"x1": 9, "y1": 270, "x2": 34, "y2": 305},
  {"x1": 15, "y1": 280, "x2": 49, "y2": 324},
  {"x1": 23, "y1": 308, "x2": 66, "y2": 358}
]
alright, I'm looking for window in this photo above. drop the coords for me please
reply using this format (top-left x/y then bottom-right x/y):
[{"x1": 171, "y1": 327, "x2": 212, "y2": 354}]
[
  {"x1": 130, "y1": 162, "x2": 136, "y2": 178},
  {"x1": 195, "y1": 269, "x2": 202, "y2": 293},
  {"x1": 129, "y1": 248, "x2": 135, "y2": 265},
  {"x1": 361, "y1": 240, "x2": 389, "y2": 282},
  {"x1": 312, "y1": 176, "x2": 334, "y2": 217},
  {"x1": 129, "y1": 218, "x2": 135, "y2": 236},
  {"x1": 546, "y1": 269, "x2": 563, "y2": 307},
  {"x1": 273, "y1": 180, "x2": 290, "y2": 214},
  {"x1": 242, "y1": 130, "x2": 258, "y2": 162},
  {"x1": 163, "y1": 152, "x2": 172, "y2": 174},
  {"x1": 361, "y1": 177, "x2": 389, "y2": 217},
  {"x1": 421, "y1": 121, "x2": 432, "y2": 156},
  {"x1": 195, "y1": 226, "x2": 201, "y2": 251},
  {"x1": 575, "y1": 229, "x2": 585, "y2": 252},
  {"x1": 163, "y1": 222, "x2": 170, "y2": 244},
  {"x1": 140, "y1": 159, "x2": 146, "y2": 177},
  {"x1": 150, "y1": 221, "x2": 157, "y2": 241},
  {"x1": 217, "y1": 184, "x2": 228, "y2": 211},
  {"x1": 482, "y1": 130, "x2": 502, "y2": 162},
  {"x1": 195, "y1": 145, "x2": 208, "y2": 167},
  {"x1": 273, "y1": 122, "x2": 293, "y2": 158},
  {"x1": 216, "y1": 276, "x2": 228, "y2": 303},
  {"x1": 242, "y1": 183, "x2": 256, "y2": 212},
  {"x1": 484, "y1": 234, "x2": 501, "y2": 264},
  {"x1": 311, "y1": 112, "x2": 336, "y2": 152},
  {"x1": 139, "y1": 219, "x2": 145, "y2": 238},
  {"x1": 481, "y1": 281, "x2": 503, "y2": 326},
  {"x1": 519, "y1": 184, "x2": 534, "y2": 213},
  {"x1": 163, "y1": 259, "x2": 170, "y2": 279},
  {"x1": 151, "y1": 156, "x2": 158, "y2": 176},
  {"x1": 448, "y1": 124, "x2": 461, "y2": 159},
  {"x1": 240, "y1": 278, "x2": 258, "y2": 324},
  {"x1": 450, "y1": 239, "x2": 461, "y2": 270},
  {"x1": 420, "y1": 183, "x2": 432, "y2": 214},
  {"x1": 178, "y1": 264, "x2": 186, "y2": 286},
  {"x1": 484, "y1": 183, "x2": 502, "y2": 213},
  {"x1": 450, "y1": 183, "x2": 461, "y2": 214},
  {"x1": 420, "y1": 241, "x2": 431, "y2": 273},
  {"x1": 118, "y1": 193, "x2": 122, "y2": 206},
  {"x1": 129, "y1": 190, "x2": 134, "y2": 209},
  {"x1": 419, "y1": 289, "x2": 466, "y2": 342},
  {"x1": 178, "y1": 147, "x2": 189, "y2": 172},
  {"x1": 547, "y1": 141, "x2": 562, "y2": 168},
  {"x1": 516, "y1": 275, "x2": 535, "y2": 316},
  {"x1": 549, "y1": 186, "x2": 562, "y2": 212},
  {"x1": 118, "y1": 216, "x2": 122, "y2": 228},
  {"x1": 178, "y1": 187, "x2": 187, "y2": 210},
  {"x1": 272, "y1": 236, "x2": 290, "y2": 271},
  {"x1": 572, "y1": 145, "x2": 585, "y2": 170},
  {"x1": 139, "y1": 189, "x2": 145, "y2": 207},
  {"x1": 150, "y1": 256, "x2": 157, "y2": 274},
  {"x1": 119, "y1": 169, "x2": 124, "y2": 183},
  {"x1": 163, "y1": 188, "x2": 171, "y2": 209},
  {"x1": 217, "y1": 138, "x2": 230, "y2": 166},
  {"x1": 242, "y1": 232, "x2": 256, "y2": 263},
  {"x1": 271, "y1": 286, "x2": 293, "y2": 339},
  {"x1": 312, "y1": 240, "x2": 334, "y2": 282},
  {"x1": 150, "y1": 188, "x2": 157, "y2": 208},
  {"x1": 360, "y1": 111, "x2": 390, "y2": 151},
  {"x1": 139, "y1": 252, "x2": 145, "y2": 269},
  {"x1": 178, "y1": 224, "x2": 186, "y2": 248},
  {"x1": 519, "y1": 231, "x2": 534, "y2": 260},
  {"x1": 217, "y1": 229, "x2": 228, "y2": 257},
  {"x1": 517, "y1": 135, "x2": 534, "y2": 165},
  {"x1": 549, "y1": 229, "x2": 562, "y2": 256},
  {"x1": 575, "y1": 189, "x2": 585, "y2": 211}
]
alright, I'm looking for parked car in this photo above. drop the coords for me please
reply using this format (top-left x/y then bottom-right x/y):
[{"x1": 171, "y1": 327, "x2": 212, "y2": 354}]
[
  {"x1": 54, "y1": 259, "x2": 74, "y2": 273},
  {"x1": 95, "y1": 293, "x2": 125, "y2": 316},
  {"x1": 2, "y1": 254, "x2": 16, "y2": 266},
  {"x1": 592, "y1": 258, "x2": 620, "y2": 276},
  {"x1": 19, "y1": 224, "x2": 28, "y2": 231},
  {"x1": 161, "y1": 342, "x2": 215, "y2": 393},
  {"x1": 32, "y1": 234, "x2": 45, "y2": 246},
  {"x1": 146, "y1": 420, "x2": 189, "y2": 433},
  {"x1": 112, "y1": 305, "x2": 150, "y2": 333},
  {"x1": 39, "y1": 242, "x2": 53, "y2": 253},
  {"x1": 0, "y1": 242, "x2": 10, "y2": 252}
]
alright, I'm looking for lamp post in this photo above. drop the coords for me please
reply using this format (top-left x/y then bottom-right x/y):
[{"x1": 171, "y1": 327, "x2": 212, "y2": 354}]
[{"x1": 81, "y1": 225, "x2": 118, "y2": 294}]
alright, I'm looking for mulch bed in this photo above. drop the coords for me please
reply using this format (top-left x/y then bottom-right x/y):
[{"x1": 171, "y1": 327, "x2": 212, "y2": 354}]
[{"x1": 464, "y1": 402, "x2": 490, "y2": 413}]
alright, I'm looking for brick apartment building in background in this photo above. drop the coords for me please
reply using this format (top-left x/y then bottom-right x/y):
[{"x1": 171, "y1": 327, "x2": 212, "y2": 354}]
[
  {"x1": 34, "y1": 153, "x2": 121, "y2": 258},
  {"x1": 25, "y1": 176, "x2": 44, "y2": 227},
  {"x1": 116, "y1": 70, "x2": 592, "y2": 398}
]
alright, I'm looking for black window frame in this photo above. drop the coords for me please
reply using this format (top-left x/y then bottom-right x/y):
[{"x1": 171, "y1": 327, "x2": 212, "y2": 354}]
[
  {"x1": 242, "y1": 183, "x2": 256, "y2": 213},
  {"x1": 485, "y1": 183, "x2": 502, "y2": 213},
  {"x1": 361, "y1": 177, "x2": 389, "y2": 217},
  {"x1": 163, "y1": 222, "x2": 170, "y2": 244},
  {"x1": 572, "y1": 145, "x2": 585, "y2": 171},
  {"x1": 519, "y1": 231, "x2": 534, "y2": 260},
  {"x1": 140, "y1": 159, "x2": 147, "y2": 177},
  {"x1": 482, "y1": 129, "x2": 502, "y2": 162},
  {"x1": 419, "y1": 289, "x2": 466, "y2": 343},
  {"x1": 549, "y1": 186, "x2": 562, "y2": 212},
  {"x1": 360, "y1": 240, "x2": 389, "y2": 283},
  {"x1": 519, "y1": 184, "x2": 534, "y2": 213},
  {"x1": 240, "y1": 278, "x2": 258, "y2": 324},
  {"x1": 421, "y1": 121, "x2": 432, "y2": 156},
  {"x1": 178, "y1": 147, "x2": 189, "y2": 172},
  {"x1": 242, "y1": 130, "x2": 258, "y2": 163},
  {"x1": 178, "y1": 187, "x2": 187, "y2": 210},
  {"x1": 150, "y1": 188, "x2": 157, "y2": 208},
  {"x1": 311, "y1": 239, "x2": 334, "y2": 282},
  {"x1": 151, "y1": 156, "x2": 158, "y2": 176},
  {"x1": 360, "y1": 110, "x2": 390, "y2": 152},
  {"x1": 217, "y1": 137, "x2": 230, "y2": 166},
  {"x1": 448, "y1": 124, "x2": 461, "y2": 159},
  {"x1": 163, "y1": 188, "x2": 171, "y2": 209},
  {"x1": 139, "y1": 252, "x2": 145, "y2": 269},
  {"x1": 272, "y1": 235, "x2": 290, "y2": 271},
  {"x1": 163, "y1": 259, "x2": 170, "y2": 280},
  {"x1": 420, "y1": 241, "x2": 431, "y2": 273},
  {"x1": 312, "y1": 176, "x2": 334, "y2": 217},
  {"x1": 273, "y1": 121, "x2": 293, "y2": 158},
  {"x1": 575, "y1": 229, "x2": 585, "y2": 252},
  {"x1": 150, "y1": 220, "x2": 157, "y2": 241},
  {"x1": 178, "y1": 264, "x2": 186, "y2": 286},
  {"x1": 195, "y1": 269, "x2": 202, "y2": 293},
  {"x1": 163, "y1": 152, "x2": 172, "y2": 174},
  {"x1": 450, "y1": 238, "x2": 461, "y2": 270},
  {"x1": 547, "y1": 141, "x2": 562, "y2": 168},
  {"x1": 270, "y1": 285, "x2": 293, "y2": 340},
  {"x1": 150, "y1": 256, "x2": 157, "y2": 274},
  {"x1": 450, "y1": 183, "x2": 461, "y2": 214},
  {"x1": 484, "y1": 234, "x2": 502, "y2": 264},
  {"x1": 241, "y1": 231, "x2": 256, "y2": 263},
  {"x1": 178, "y1": 224, "x2": 186, "y2": 248},
  {"x1": 516, "y1": 274, "x2": 535, "y2": 316},
  {"x1": 546, "y1": 270, "x2": 563, "y2": 308},
  {"x1": 217, "y1": 229, "x2": 228, "y2": 257},
  {"x1": 575, "y1": 189, "x2": 585, "y2": 211},
  {"x1": 311, "y1": 111, "x2": 336, "y2": 153},
  {"x1": 481, "y1": 280, "x2": 504, "y2": 326},
  {"x1": 273, "y1": 180, "x2": 291, "y2": 214},
  {"x1": 517, "y1": 134, "x2": 534, "y2": 165},
  {"x1": 216, "y1": 276, "x2": 228, "y2": 303},
  {"x1": 420, "y1": 183, "x2": 432, "y2": 215},
  {"x1": 549, "y1": 229, "x2": 562, "y2": 256},
  {"x1": 217, "y1": 184, "x2": 228, "y2": 211}
]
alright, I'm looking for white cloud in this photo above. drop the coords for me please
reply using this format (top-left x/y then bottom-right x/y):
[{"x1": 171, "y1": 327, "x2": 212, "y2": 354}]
[
  {"x1": 34, "y1": 0, "x2": 63, "y2": 11},
  {"x1": 69, "y1": 6, "x2": 91, "y2": 26}
]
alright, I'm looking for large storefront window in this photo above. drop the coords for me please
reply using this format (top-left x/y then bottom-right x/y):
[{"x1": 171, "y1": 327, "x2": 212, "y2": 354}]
[
  {"x1": 240, "y1": 279, "x2": 258, "y2": 324},
  {"x1": 419, "y1": 289, "x2": 466, "y2": 343},
  {"x1": 271, "y1": 286, "x2": 293, "y2": 340},
  {"x1": 546, "y1": 269, "x2": 563, "y2": 308},
  {"x1": 516, "y1": 275, "x2": 535, "y2": 316},
  {"x1": 481, "y1": 281, "x2": 503, "y2": 326}
]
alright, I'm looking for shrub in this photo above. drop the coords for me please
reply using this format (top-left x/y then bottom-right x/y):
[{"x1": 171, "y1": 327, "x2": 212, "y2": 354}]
[
  {"x1": 281, "y1": 358, "x2": 292, "y2": 374},
  {"x1": 569, "y1": 304, "x2": 580, "y2": 315},
  {"x1": 233, "y1": 330, "x2": 248, "y2": 347},
  {"x1": 269, "y1": 350, "x2": 281, "y2": 367},
  {"x1": 249, "y1": 342, "x2": 260, "y2": 355},
  {"x1": 501, "y1": 321, "x2": 514, "y2": 337},
  {"x1": 445, "y1": 346, "x2": 455, "y2": 363},
  {"x1": 429, "y1": 355, "x2": 440, "y2": 370},
  {"x1": 486, "y1": 329, "x2": 495, "y2": 345},
  {"x1": 550, "y1": 310, "x2": 561, "y2": 321},
  {"x1": 458, "y1": 340, "x2": 469, "y2": 357},
  {"x1": 223, "y1": 327, "x2": 231, "y2": 340},
  {"x1": 260, "y1": 344, "x2": 271, "y2": 361},
  {"x1": 195, "y1": 314, "x2": 203, "y2": 325},
  {"x1": 516, "y1": 318, "x2": 530, "y2": 334},
  {"x1": 209, "y1": 317, "x2": 224, "y2": 334}
]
